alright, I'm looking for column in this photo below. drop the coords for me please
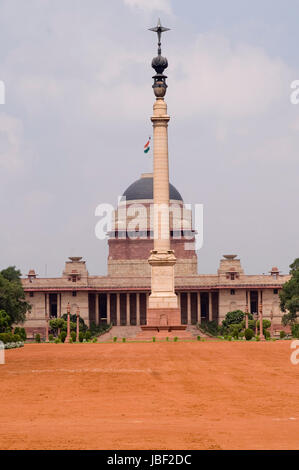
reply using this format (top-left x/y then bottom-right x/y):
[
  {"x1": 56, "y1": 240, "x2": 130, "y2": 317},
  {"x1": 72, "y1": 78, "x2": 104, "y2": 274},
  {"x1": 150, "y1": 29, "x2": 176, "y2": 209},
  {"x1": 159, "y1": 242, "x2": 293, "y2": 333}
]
[
  {"x1": 209, "y1": 292, "x2": 213, "y2": 322},
  {"x1": 136, "y1": 293, "x2": 140, "y2": 326},
  {"x1": 126, "y1": 293, "x2": 130, "y2": 326},
  {"x1": 107, "y1": 293, "x2": 111, "y2": 325},
  {"x1": 57, "y1": 293, "x2": 61, "y2": 317},
  {"x1": 187, "y1": 292, "x2": 191, "y2": 325},
  {"x1": 47, "y1": 293, "x2": 50, "y2": 318},
  {"x1": 197, "y1": 292, "x2": 201, "y2": 324},
  {"x1": 95, "y1": 294, "x2": 99, "y2": 325},
  {"x1": 116, "y1": 293, "x2": 120, "y2": 326}
]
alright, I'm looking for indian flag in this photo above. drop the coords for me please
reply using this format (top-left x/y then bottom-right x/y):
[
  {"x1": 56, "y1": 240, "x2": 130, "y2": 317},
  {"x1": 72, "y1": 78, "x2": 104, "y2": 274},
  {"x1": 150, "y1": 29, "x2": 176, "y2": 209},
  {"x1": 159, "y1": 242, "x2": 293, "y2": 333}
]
[{"x1": 144, "y1": 137, "x2": 151, "y2": 154}]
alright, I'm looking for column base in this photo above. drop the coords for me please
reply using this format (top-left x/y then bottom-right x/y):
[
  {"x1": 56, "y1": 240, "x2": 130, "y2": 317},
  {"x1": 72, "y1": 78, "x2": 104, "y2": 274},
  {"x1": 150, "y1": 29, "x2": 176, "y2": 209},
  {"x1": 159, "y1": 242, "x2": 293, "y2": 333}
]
[{"x1": 146, "y1": 307, "x2": 182, "y2": 328}]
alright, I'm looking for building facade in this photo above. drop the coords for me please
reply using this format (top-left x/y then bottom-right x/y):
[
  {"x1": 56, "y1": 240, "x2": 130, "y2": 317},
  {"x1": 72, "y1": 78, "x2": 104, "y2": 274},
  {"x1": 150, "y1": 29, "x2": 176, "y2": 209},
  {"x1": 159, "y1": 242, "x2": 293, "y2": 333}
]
[{"x1": 22, "y1": 173, "x2": 290, "y2": 337}]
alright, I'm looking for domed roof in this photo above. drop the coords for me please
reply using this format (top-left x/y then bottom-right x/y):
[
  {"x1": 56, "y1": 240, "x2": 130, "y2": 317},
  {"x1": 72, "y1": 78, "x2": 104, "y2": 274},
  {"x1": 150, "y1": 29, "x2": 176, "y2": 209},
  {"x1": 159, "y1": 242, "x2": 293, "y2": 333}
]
[{"x1": 122, "y1": 174, "x2": 183, "y2": 202}]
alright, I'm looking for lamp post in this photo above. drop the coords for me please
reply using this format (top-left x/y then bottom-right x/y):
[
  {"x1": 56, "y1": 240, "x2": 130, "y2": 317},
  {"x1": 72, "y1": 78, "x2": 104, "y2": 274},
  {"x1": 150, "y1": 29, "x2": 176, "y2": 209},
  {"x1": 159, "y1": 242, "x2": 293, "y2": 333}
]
[
  {"x1": 259, "y1": 303, "x2": 265, "y2": 341},
  {"x1": 270, "y1": 311, "x2": 274, "y2": 337},
  {"x1": 65, "y1": 302, "x2": 71, "y2": 343},
  {"x1": 76, "y1": 306, "x2": 80, "y2": 343},
  {"x1": 254, "y1": 313, "x2": 258, "y2": 336}
]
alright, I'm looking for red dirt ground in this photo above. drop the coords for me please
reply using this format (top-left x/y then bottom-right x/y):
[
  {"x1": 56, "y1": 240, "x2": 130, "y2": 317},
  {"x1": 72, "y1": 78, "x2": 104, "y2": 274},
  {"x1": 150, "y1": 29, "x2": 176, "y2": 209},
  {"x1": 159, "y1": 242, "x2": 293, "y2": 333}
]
[{"x1": 1, "y1": 342, "x2": 299, "y2": 450}]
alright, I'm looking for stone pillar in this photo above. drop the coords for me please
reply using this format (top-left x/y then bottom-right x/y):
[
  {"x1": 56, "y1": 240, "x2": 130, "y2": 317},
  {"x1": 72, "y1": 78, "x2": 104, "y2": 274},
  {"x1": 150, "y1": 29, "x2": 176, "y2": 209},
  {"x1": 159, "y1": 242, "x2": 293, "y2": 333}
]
[
  {"x1": 136, "y1": 293, "x2": 140, "y2": 326},
  {"x1": 107, "y1": 293, "x2": 111, "y2": 325},
  {"x1": 45, "y1": 314, "x2": 49, "y2": 342},
  {"x1": 259, "y1": 301, "x2": 265, "y2": 341},
  {"x1": 116, "y1": 293, "x2": 120, "y2": 326},
  {"x1": 76, "y1": 306, "x2": 80, "y2": 343},
  {"x1": 197, "y1": 292, "x2": 201, "y2": 324},
  {"x1": 46, "y1": 293, "x2": 50, "y2": 319},
  {"x1": 65, "y1": 303, "x2": 71, "y2": 343},
  {"x1": 187, "y1": 292, "x2": 191, "y2": 325},
  {"x1": 209, "y1": 292, "x2": 213, "y2": 322},
  {"x1": 270, "y1": 311, "x2": 274, "y2": 337},
  {"x1": 126, "y1": 293, "x2": 130, "y2": 326},
  {"x1": 147, "y1": 97, "x2": 180, "y2": 328},
  {"x1": 245, "y1": 303, "x2": 249, "y2": 330},
  {"x1": 95, "y1": 294, "x2": 99, "y2": 325}
]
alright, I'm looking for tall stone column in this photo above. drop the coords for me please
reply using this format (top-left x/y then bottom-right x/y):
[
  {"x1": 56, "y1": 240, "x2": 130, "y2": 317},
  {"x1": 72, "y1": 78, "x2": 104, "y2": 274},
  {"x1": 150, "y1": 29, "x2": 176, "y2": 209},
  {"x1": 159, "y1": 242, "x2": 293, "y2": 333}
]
[
  {"x1": 187, "y1": 293, "x2": 191, "y2": 325},
  {"x1": 107, "y1": 293, "x2": 111, "y2": 325},
  {"x1": 116, "y1": 293, "x2": 120, "y2": 326},
  {"x1": 209, "y1": 292, "x2": 213, "y2": 322},
  {"x1": 146, "y1": 20, "x2": 181, "y2": 330},
  {"x1": 136, "y1": 293, "x2": 140, "y2": 326},
  {"x1": 126, "y1": 293, "x2": 130, "y2": 326},
  {"x1": 197, "y1": 292, "x2": 201, "y2": 324}
]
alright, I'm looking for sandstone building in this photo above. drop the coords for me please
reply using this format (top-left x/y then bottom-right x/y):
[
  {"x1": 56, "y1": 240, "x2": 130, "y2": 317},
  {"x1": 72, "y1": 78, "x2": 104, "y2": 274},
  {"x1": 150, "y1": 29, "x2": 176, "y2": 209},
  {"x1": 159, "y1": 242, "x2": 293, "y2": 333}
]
[{"x1": 22, "y1": 173, "x2": 290, "y2": 337}]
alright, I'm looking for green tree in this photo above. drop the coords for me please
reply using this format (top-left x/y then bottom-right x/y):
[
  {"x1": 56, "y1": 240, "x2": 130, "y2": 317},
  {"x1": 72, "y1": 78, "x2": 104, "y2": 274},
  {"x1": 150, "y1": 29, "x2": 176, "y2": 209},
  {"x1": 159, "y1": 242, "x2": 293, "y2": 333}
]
[
  {"x1": 280, "y1": 258, "x2": 299, "y2": 326},
  {"x1": 222, "y1": 310, "x2": 245, "y2": 328},
  {"x1": 0, "y1": 310, "x2": 10, "y2": 332},
  {"x1": 1, "y1": 266, "x2": 22, "y2": 282},
  {"x1": 0, "y1": 267, "x2": 30, "y2": 326}
]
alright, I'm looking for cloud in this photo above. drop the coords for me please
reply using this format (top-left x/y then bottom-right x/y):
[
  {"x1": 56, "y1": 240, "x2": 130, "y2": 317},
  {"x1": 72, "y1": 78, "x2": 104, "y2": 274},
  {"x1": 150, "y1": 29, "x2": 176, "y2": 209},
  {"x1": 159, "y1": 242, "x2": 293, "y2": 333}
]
[
  {"x1": 0, "y1": 113, "x2": 24, "y2": 171},
  {"x1": 123, "y1": 0, "x2": 172, "y2": 14},
  {"x1": 170, "y1": 33, "x2": 291, "y2": 119}
]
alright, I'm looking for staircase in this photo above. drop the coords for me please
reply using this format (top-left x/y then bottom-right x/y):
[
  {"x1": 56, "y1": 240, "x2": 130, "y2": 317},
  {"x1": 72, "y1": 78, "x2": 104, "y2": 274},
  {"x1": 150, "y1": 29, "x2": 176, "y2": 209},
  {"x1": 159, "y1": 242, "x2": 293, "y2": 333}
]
[
  {"x1": 98, "y1": 324, "x2": 212, "y2": 342},
  {"x1": 98, "y1": 326, "x2": 142, "y2": 342}
]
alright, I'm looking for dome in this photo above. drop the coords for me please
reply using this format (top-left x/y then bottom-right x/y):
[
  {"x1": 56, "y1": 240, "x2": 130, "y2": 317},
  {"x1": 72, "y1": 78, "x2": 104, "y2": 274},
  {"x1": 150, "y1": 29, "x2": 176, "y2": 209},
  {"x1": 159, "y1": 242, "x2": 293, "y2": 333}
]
[{"x1": 122, "y1": 174, "x2": 183, "y2": 202}]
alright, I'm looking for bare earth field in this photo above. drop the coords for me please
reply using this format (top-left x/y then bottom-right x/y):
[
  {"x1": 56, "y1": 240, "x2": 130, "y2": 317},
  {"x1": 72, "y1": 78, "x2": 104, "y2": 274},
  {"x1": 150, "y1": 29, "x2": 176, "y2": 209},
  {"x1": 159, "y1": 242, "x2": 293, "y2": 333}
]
[{"x1": 0, "y1": 342, "x2": 299, "y2": 450}]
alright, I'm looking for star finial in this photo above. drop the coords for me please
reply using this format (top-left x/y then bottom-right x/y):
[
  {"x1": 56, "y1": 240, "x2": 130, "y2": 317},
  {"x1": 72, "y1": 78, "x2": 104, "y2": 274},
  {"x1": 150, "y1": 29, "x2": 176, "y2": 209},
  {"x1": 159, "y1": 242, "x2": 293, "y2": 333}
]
[{"x1": 149, "y1": 18, "x2": 170, "y2": 55}]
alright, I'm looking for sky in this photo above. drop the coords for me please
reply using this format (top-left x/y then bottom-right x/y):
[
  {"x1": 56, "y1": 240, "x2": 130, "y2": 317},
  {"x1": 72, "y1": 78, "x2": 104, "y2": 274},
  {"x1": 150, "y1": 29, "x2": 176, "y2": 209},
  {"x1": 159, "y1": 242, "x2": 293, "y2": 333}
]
[{"x1": 0, "y1": 0, "x2": 298, "y2": 277}]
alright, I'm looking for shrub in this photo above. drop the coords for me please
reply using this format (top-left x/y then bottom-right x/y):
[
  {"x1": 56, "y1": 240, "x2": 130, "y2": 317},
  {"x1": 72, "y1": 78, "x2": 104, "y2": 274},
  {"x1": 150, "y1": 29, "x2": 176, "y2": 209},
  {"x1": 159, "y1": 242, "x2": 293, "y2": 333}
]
[
  {"x1": 59, "y1": 331, "x2": 67, "y2": 343},
  {"x1": 239, "y1": 331, "x2": 245, "y2": 339},
  {"x1": 0, "y1": 332, "x2": 13, "y2": 344},
  {"x1": 245, "y1": 328, "x2": 254, "y2": 341},
  {"x1": 85, "y1": 331, "x2": 92, "y2": 341},
  {"x1": 71, "y1": 331, "x2": 76, "y2": 342},
  {"x1": 222, "y1": 311, "x2": 245, "y2": 329},
  {"x1": 280, "y1": 331, "x2": 286, "y2": 339},
  {"x1": 291, "y1": 324, "x2": 299, "y2": 339},
  {"x1": 13, "y1": 334, "x2": 21, "y2": 343},
  {"x1": 113, "y1": 337, "x2": 117, "y2": 343},
  {"x1": 79, "y1": 332, "x2": 84, "y2": 343},
  {"x1": 14, "y1": 327, "x2": 27, "y2": 341},
  {"x1": 232, "y1": 327, "x2": 239, "y2": 339},
  {"x1": 228, "y1": 336, "x2": 232, "y2": 341},
  {"x1": 152, "y1": 337, "x2": 156, "y2": 342},
  {"x1": 69, "y1": 338, "x2": 73, "y2": 344},
  {"x1": 174, "y1": 337, "x2": 178, "y2": 342},
  {"x1": 49, "y1": 334, "x2": 54, "y2": 342},
  {"x1": 200, "y1": 321, "x2": 219, "y2": 337},
  {"x1": 197, "y1": 335, "x2": 201, "y2": 341},
  {"x1": 166, "y1": 337, "x2": 169, "y2": 342},
  {"x1": 35, "y1": 333, "x2": 41, "y2": 343},
  {"x1": 92, "y1": 337, "x2": 97, "y2": 343},
  {"x1": 265, "y1": 330, "x2": 271, "y2": 340},
  {"x1": 255, "y1": 335, "x2": 260, "y2": 342},
  {"x1": 54, "y1": 338, "x2": 61, "y2": 344},
  {"x1": 122, "y1": 337, "x2": 126, "y2": 343}
]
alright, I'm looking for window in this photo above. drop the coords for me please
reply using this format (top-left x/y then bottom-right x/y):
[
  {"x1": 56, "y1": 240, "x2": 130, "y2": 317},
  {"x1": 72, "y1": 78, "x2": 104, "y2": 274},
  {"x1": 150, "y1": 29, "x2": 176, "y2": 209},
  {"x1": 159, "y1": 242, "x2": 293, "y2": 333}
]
[
  {"x1": 29, "y1": 292, "x2": 34, "y2": 297},
  {"x1": 230, "y1": 289, "x2": 235, "y2": 296},
  {"x1": 72, "y1": 291, "x2": 77, "y2": 297},
  {"x1": 274, "y1": 289, "x2": 278, "y2": 295}
]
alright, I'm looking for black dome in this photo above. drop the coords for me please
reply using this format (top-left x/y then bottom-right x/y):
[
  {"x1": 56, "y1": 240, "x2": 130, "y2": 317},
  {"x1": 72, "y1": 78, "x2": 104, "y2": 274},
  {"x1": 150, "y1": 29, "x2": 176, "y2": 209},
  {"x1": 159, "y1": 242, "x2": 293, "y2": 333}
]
[{"x1": 122, "y1": 175, "x2": 183, "y2": 202}]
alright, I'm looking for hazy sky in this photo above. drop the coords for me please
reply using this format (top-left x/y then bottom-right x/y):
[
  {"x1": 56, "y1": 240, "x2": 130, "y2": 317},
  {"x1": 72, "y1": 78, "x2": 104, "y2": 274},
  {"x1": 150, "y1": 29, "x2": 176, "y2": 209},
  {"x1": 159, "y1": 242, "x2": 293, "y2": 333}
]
[{"x1": 0, "y1": 0, "x2": 298, "y2": 277}]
